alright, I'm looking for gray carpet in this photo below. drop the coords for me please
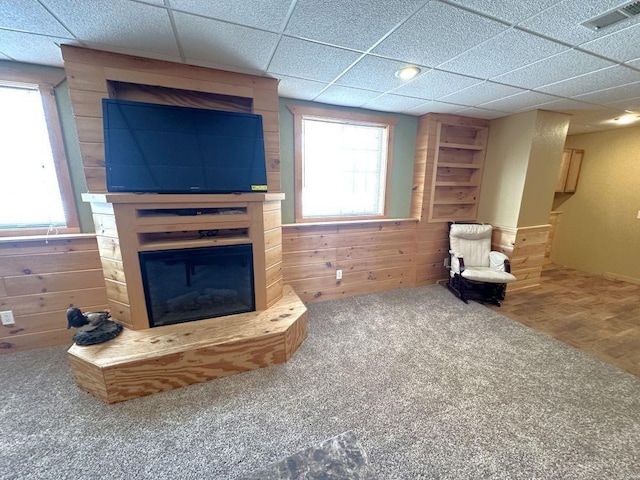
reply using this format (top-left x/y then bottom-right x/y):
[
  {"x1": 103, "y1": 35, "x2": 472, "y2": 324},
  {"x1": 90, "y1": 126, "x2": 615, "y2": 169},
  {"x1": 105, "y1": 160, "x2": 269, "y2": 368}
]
[{"x1": 1, "y1": 285, "x2": 638, "y2": 480}]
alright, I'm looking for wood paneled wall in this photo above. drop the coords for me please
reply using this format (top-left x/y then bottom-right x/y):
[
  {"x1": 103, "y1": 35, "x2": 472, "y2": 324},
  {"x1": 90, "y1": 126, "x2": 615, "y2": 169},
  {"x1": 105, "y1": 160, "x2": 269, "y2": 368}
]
[
  {"x1": 0, "y1": 235, "x2": 108, "y2": 353},
  {"x1": 281, "y1": 218, "x2": 450, "y2": 303},
  {"x1": 492, "y1": 224, "x2": 551, "y2": 291},
  {"x1": 282, "y1": 220, "x2": 418, "y2": 304}
]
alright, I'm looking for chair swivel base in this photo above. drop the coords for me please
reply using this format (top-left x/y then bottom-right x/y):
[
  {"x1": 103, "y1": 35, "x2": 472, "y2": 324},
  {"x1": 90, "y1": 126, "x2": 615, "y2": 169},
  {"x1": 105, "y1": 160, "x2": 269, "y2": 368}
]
[{"x1": 447, "y1": 274, "x2": 507, "y2": 307}]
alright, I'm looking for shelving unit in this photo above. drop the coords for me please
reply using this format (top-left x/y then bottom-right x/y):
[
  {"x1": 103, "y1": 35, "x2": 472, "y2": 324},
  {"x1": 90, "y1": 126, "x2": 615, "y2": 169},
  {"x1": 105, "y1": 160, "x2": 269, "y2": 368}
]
[{"x1": 429, "y1": 119, "x2": 489, "y2": 222}]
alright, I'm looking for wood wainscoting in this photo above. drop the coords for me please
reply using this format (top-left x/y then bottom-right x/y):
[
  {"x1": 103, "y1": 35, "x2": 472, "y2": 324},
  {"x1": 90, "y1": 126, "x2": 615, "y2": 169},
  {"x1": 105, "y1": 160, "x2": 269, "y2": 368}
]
[
  {"x1": 282, "y1": 219, "x2": 418, "y2": 304},
  {"x1": 0, "y1": 235, "x2": 108, "y2": 353},
  {"x1": 281, "y1": 218, "x2": 450, "y2": 304},
  {"x1": 491, "y1": 224, "x2": 551, "y2": 292}
]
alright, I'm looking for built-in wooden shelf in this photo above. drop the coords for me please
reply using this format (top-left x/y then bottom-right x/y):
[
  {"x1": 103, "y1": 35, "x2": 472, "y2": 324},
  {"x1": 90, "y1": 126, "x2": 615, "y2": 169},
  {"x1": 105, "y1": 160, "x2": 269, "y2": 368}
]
[
  {"x1": 433, "y1": 200, "x2": 477, "y2": 205},
  {"x1": 137, "y1": 236, "x2": 251, "y2": 252},
  {"x1": 437, "y1": 162, "x2": 482, "y2": 169},
  {"x1": 439, "y1": 142, "x2": 485, "y2": 150},
  {"x1": 435, "y1": 181, "x2": 480, "y2": 187},
  {"x1": 68, "y1": 285, "x2": 307, "y2": 404},
  {"x1": 425, "y1": 118, "x2": 489, "y2": 222}
]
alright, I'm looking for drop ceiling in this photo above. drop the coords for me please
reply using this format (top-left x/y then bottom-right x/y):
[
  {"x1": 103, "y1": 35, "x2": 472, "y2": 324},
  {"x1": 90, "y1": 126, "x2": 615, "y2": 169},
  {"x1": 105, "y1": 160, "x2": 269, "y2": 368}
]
[{"x1": 2, "y1": 0, "x2": 640, "y2": 134}]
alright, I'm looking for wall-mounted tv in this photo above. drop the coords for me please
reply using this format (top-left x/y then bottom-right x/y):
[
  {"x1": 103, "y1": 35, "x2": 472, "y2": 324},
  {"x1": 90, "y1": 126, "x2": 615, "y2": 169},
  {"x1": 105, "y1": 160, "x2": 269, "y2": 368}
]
[{"x1": 102, "y1": 98, "x2": 268, "y2": 194}]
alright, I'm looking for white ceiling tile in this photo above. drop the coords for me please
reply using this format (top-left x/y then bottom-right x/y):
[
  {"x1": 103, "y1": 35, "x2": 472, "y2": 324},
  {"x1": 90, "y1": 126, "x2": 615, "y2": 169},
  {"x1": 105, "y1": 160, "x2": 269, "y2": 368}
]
[
  {"x1": 537, "y1": 65, "x2": 640, "y2": 97},
  {"x1": 82, "y1": 42, "x2": 183, "y2": 64},
  {"x1": 174, "y1": 13, "x2": 278, "y2": 71},
  {"x1": 530, "y1": 98, "x2": 605, "y2": 112},
  {"x1": 580, "y1": 23, "x2": 640, "y2": 63},
  {"x1": 170, "y1": 0, "x2": 292, "y2": 31},
  {"x1": 520, "y1": 0, "x2": 637, "y2": 46},
  {"x1": 361, "y1": 93, "x2": 428, "y2": 112},
  {"x1": 574, "y1": 82, "x2": 640, "y2": 105},
  {"x1": 0, "y1": 0, "x2": 72, "y2": 37},
  {"x1": 565, "y1": 108, "x2": 631, "y2": 134},
  {"x1": 608, "y1": 95, "x2": 640, "y2": 112},
  {"x1": 438, "y1": 81, "x2": 525, "y2": 106},
  {"x1": 315, "y1": 85, "x2": 382, "y2": 108},
  {"x1": 452, "y1": 106, "x2": 509, "y2": 119},
  {"x1": 392, "y1": 69, "x2": 483, "y2": 100},
  {"x1": 627, "y1": 57, "x2": 640, "y2": 68},
  {"x1": 478, "y1": 90, "x2": 560, "y2": 112},
  {"x1": 272, "y1": 75, "x2": 329, "y2": 100},
  {"x1": 0, "y1": 30, "x2": 72, "y2": 66},
  {"x1": 406, "y1": 100, "x2": 467, "y2": 116},
  {"x1": 182, "y1": 58, "x2": 264, "y2": 77},
  {"x1": 492, "y1": 49, "x2": 614, "y2": 89},
  {"x1": 441, "y1": 28, "x2": 568, "y2": 78},
  {"x1": 267, "y1": 37, "x2": 361, "y2": 82},
  {"x1": 0, "y1": 52, "x2": 10, "y2": 60},
  {"x1": 336, "y1": 55, "x2": 428, "y2": 92},
  {"x1": 373, "y1": 1, "x2": 507, "y2": 66},
  {"x1": 285, "y1": 0, "x2": 427, "y2": 51},
  {"x1": 43, "y1": 0, "x2": 179, "y2": 55},
  {"x1": 446, "y1": 0, "x2": 561, "y2": 25}
]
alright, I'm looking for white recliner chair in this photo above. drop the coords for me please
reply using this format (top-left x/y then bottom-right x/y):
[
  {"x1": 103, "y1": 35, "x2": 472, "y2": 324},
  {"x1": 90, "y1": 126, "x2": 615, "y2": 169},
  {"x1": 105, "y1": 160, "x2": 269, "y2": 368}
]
[{"x1": 447, "y1": 223, "x2": 516, "y2": 306}]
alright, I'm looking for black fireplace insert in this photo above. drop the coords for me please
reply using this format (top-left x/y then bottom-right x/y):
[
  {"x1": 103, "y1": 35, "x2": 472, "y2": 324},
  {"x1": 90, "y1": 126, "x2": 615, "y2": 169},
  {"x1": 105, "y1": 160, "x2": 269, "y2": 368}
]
[{"x1": 139, "y1": 244, "x2": 255, "y2": 327}]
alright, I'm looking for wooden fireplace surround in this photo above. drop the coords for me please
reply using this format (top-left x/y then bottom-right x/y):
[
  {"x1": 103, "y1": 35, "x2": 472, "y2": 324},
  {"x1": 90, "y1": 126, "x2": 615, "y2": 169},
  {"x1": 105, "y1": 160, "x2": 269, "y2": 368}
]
[
  {"x1": 82, "y1": 192, "x2": 286, "y2": 331},
  {"x1": 62, "y1": 46, "x2": 307, "y2": 403}
]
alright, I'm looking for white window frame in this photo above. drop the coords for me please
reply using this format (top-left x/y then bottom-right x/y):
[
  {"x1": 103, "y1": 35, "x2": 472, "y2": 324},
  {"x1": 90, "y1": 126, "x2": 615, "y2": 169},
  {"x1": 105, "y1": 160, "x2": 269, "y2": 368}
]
[
  {"x1": 288, "y1": 104, "x2": 396, "y2": 223},
  {"x1": 0, "y1": 66, "x2": 79, "y2": 236}
]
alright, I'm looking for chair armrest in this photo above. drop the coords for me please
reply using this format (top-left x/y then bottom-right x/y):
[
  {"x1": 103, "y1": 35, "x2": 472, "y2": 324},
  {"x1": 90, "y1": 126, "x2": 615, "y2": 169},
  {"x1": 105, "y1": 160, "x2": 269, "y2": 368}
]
[
  {"x1": 489, "y1": 251, "x2": 511, "y2": 273},
  {"x1": 449, "y1": 250, "x2": 465, "y2": 274}
]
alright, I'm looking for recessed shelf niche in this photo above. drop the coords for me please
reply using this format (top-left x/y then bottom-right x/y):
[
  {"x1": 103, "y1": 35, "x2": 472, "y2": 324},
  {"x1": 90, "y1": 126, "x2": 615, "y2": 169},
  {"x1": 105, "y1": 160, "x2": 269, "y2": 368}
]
[{"x1": 429, "y1": 118, "x2": 489, "y2": 222}]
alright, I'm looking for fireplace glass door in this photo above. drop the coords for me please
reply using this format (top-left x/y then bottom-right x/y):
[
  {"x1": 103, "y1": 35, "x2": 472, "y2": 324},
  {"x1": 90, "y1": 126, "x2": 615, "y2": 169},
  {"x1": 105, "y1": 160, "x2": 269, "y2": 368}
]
[{"x1": 139, "y1": 244, "x2": 255, "y2": 327}]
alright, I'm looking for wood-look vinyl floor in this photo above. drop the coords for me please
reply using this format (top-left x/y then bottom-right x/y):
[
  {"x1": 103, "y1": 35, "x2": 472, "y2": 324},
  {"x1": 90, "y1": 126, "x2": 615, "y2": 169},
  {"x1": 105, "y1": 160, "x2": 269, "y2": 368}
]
[{"x1": 490, "y1": 264, "x2": 640, "y2": 378}]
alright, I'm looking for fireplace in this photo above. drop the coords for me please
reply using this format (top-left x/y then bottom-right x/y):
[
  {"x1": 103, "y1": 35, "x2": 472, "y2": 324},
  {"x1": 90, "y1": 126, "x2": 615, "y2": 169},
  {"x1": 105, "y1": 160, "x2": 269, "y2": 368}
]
[
  {"x1": 140, "y1": 244, "x2": 255, "y2": 327},
  {"x1": 83, "y1": 192, "x2": 284, "y2": 331}
]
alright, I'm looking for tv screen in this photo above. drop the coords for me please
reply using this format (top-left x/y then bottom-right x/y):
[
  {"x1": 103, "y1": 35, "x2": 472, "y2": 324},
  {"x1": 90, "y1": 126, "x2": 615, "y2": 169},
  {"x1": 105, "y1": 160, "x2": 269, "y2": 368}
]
[{"x1": 102, "y1": 98, "x2": 268, "y2": 193}]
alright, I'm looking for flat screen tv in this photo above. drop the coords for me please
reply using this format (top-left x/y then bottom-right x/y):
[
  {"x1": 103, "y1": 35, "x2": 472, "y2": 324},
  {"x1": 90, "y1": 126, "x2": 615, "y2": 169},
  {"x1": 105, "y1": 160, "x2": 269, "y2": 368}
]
[{"x1": 102, "y1": 98, "x2": 268, "y2": 193}]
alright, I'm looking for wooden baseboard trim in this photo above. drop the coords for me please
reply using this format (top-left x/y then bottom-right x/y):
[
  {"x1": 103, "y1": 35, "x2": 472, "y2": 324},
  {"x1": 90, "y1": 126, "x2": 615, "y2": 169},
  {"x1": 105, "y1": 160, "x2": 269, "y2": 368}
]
[{"x1": 603, "y1": 272, "x2": 640, "y2": 285}]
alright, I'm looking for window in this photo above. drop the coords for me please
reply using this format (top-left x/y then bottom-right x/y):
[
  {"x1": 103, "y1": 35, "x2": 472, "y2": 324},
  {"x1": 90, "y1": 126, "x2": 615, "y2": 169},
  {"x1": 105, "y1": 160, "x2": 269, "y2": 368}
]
[
  {"x1": 0, "y1": 69, "x2": 78, "y2": 235},
  {"x1": 288, "y1": 105, "x2": 396, "y2": 222}
]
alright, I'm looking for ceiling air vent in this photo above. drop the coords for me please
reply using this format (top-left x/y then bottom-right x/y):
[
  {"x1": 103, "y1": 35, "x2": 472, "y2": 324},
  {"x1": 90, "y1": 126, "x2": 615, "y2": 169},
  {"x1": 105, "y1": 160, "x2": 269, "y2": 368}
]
[{"x1": 582, "y1": 1, "x2": 640, "y2": 30}]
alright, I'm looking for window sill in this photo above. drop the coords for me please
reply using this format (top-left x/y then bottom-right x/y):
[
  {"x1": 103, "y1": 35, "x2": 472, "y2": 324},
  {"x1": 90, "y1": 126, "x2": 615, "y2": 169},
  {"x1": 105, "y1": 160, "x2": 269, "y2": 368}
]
[
  {"x1": 0, "y1": 231, "x2": 94, "y2": 244},
  {"x1": 282, "y1": 217, "x2": 419, "y2": 229}
]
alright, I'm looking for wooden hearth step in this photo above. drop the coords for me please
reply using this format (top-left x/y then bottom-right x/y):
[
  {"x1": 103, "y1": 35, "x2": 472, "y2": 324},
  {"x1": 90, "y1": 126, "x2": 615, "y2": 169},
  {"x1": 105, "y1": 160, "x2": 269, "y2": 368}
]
[{"x1": 68, "y1": 285, "x2": 307, "y2": 404}]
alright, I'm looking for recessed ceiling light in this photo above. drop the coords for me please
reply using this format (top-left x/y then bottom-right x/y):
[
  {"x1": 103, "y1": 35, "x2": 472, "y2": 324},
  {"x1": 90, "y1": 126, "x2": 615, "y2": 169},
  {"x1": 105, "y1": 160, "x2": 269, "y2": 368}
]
[
  {"x1": 612, "y1": 113, "x2": 640, "y2": 124},
  {"x1": 395, "y1": 66, "x2": 421, "y2": 81}
]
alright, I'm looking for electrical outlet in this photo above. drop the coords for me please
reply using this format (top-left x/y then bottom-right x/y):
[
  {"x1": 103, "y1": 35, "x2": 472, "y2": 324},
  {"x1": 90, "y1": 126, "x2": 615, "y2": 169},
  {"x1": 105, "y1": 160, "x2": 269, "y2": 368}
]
[
  {"x1": 336, "y1": 269, "x2": 343, "y2": 280},
  {"x1": 443, "y1": 257, "x2": 450, "y2": 267},
  {"x1": 0, "y1": 310, "x2": 15, "y2": 326}
]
